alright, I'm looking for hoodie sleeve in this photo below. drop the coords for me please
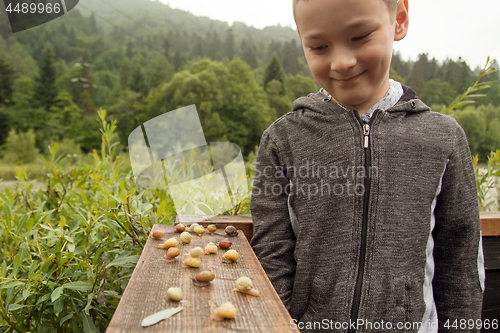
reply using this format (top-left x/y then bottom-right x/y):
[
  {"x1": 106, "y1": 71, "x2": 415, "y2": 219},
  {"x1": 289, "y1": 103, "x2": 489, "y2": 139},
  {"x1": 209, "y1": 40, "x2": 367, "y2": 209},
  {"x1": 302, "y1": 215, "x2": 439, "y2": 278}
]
[
  {"x1": 432, "y1": 121, "x2": 484, "y2": 332},
  {"x1": 250, "y1": 130, "x2": 297, "y2": 312}
]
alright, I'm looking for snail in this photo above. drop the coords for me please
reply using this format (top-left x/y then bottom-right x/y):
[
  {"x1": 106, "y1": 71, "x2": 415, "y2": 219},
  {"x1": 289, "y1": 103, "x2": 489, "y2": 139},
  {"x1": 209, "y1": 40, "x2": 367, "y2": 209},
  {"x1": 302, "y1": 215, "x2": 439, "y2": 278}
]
[
  {"x1": 150, "y1": 230, "x2": 164, "y2": 238},
  {"x1": 202, "y1": 216, "x2": 208, "y2": 221},
  {"x1": 189, "y1": 223, "x2": 200, "y2": 232},
  {"x1": 167, "y1": 287, "x2": 183, "y2": 301},
  {"x1": 204, "y1": 242, "x2": 218, "y2": 254},
  {"x1": 180, "y1": 231, "x2": 192, "y2": 244},
  {"x1": 207, "y1": 224, "x2": 217, "y2": 234},
  {"x1": 221, "y1": 249, "x2": 239, "y2": 263},
  {"x1": 233, "y1": 276, "x2": 259, "y2": 296},
  {"x1": 194, "y1": 225, "x2": 205, "y2": 236},
  {"x1": 158, "y1": 237, "x2": 178, "y2": 249},
  {"x1": 175, "y1": 223, "x2": 186, "y2": 233},
  {"x1": 211, "y1": 302, "x2": 237, "y2": 321},
  {"x1": 217, "y1": 238, "x2": 232, "y2": 249},
  {"x1": 189, "y1": 247, "x2": 204, "y2": 258},
  {"x1": 163, "y1": 247, "x2": 181, "y2": 262},
  {"x1": 181, "y1": 256, "x2": 201, "y2": 268},
  {"x1": 192, "y1": 270, "x2": 215, "y2": 286},
  {"x1": 225, "y1": 225, "x2": 238, "y2": 237}
]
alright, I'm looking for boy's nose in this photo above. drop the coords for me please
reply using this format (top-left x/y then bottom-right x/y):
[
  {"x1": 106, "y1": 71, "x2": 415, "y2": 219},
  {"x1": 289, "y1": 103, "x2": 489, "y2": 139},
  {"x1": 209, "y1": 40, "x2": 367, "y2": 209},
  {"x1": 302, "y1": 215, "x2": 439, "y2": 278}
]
[{"x1": 330, "y1": 47, "x2": 357, "y2": 73}]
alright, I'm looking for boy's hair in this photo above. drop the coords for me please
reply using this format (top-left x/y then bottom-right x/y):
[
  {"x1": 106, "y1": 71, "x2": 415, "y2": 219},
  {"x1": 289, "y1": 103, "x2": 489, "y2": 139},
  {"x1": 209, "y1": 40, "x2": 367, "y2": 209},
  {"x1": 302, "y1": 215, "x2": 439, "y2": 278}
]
[{"x1": 293, "y1": 0, "x2": 399, "y2": 19}]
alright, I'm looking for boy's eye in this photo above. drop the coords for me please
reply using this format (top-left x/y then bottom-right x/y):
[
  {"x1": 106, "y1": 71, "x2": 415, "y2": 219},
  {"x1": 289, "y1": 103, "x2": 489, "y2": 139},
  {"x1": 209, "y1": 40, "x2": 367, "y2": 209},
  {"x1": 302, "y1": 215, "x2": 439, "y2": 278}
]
[
  {"x1": 310, "y1": 45, "x2": 328, "y2": 51},
  {"x1": 352, "y1": 32, "x2": 372, "y2": 42}
]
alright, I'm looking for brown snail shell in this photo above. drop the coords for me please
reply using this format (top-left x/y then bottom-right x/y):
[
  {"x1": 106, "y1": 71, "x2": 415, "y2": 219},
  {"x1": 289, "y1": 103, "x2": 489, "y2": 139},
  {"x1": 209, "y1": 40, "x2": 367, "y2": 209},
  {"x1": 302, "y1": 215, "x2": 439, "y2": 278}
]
[
  {"x1": 151, "y1": 230, "x2": 164, "y2": 238},
  {"x1": 217, "y1": 239, "x2": 232, "y2": 249},
  {"x1": 225, "y1": 225, "x2": 238, "y2": 236},
  {"x1": 164, "y1": 247, "x2": 181, "y2": 261},
  {"x1": 207, "y1": 224, "x2": 217, "y2": 233},
  {"x1": 193, "y1": 270, "x2": 215, "y2": 286},
  {"x1": 175, "y1": 223, "x2": 186, "y2": 233}
]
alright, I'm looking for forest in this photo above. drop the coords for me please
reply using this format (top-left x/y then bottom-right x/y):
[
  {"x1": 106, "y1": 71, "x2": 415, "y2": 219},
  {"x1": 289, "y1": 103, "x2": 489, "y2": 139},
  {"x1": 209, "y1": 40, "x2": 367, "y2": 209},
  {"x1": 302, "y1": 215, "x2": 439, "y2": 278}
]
[{"x1": 0, "y1": 0, "x2": 499, "y2": 171}]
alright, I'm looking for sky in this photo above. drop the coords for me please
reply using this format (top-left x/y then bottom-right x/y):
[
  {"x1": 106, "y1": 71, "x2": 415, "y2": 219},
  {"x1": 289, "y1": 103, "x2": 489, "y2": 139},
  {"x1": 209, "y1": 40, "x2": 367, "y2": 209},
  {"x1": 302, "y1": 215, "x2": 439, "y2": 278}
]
[{"x1": 158, "y1": 0, "x2": 500, "y2": 70}]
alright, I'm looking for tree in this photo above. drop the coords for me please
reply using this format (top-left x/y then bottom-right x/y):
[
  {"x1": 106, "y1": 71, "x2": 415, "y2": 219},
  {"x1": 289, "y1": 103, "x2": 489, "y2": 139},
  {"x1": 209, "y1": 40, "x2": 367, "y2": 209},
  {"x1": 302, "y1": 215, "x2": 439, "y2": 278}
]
[
  {"x1": 0, "y1": 56, "x2": 15, "y2": 105},
  {"x1": 224, "y1": 28, "x2": 235, "y2": 60},
  {"x1": 263, "y1": 53, "x2": 285, "y2": 93},
  {"x1": 130, "y1": 66, "x2": 146, "y2": 96},
  {"x1": 285, "y1": 75, "x2": 318, "y2": 101},
  {"x1": 119, "y1": 59, "x2": 131, "y2": 90},
  {"x1": 281, "y1": 39, "x2": 299, "y2": 75},
  {"x1": 33, "y1": 46, "x2": 57, "y2": 110},
  {"x1": 420, "y1": 79, "x2": 457, "y2": 107}
]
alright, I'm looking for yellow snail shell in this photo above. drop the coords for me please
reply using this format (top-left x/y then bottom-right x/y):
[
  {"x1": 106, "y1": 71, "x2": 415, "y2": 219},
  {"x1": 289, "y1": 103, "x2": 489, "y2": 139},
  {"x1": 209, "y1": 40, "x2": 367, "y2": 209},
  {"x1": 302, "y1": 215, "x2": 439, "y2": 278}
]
[
  {"x1": 167, "y1": 287, "x2": 183, "y2": 301},
  {"x1": 204, "y1": 242, "x2": 218, "y2": 254},
  {"x1": 207, "y1": 224, "x2": 217, "y2": 233},
  {"x1": 194, "y1": 225, "x2": 205, "y2": 236},
  {"x1": 180, "y1": 231, "x2": 192, "y2": 244},
  {"x1": 221, "y1": 249, "x2": 239, "y2": 263},
  {"x1": 182, "y1": 256, "x2": 201, "y2": 268},
  {"x1": 233, "y1": 276, "x2": 260, "y2": 296},
  {"x1": 189, "y1": 223, "x2": 200, "y2": 232},
  {"x1": 212, "y1": 302, "x2": 237, "y2": 321},
  {"x1": 190, "y1": 246, "x2": 204, "y2": 258},
  {"x1": 158, "y1": 237, "x2": 178, "y2": 249}
]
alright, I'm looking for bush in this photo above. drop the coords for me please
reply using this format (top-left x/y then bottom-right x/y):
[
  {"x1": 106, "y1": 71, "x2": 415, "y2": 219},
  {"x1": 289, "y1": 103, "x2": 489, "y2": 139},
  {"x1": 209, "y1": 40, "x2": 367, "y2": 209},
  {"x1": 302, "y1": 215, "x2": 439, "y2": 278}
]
[{"x1": 1, "y1": 129, "x2": 39, "y2": 165}]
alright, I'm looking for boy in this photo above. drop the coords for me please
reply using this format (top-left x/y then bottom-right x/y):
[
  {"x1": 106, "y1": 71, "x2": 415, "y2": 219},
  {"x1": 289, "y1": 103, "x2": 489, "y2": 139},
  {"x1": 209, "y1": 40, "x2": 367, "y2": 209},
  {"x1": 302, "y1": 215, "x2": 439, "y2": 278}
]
[{"x1": 250, "y1": 0, "x2": 485, "y2": 332}]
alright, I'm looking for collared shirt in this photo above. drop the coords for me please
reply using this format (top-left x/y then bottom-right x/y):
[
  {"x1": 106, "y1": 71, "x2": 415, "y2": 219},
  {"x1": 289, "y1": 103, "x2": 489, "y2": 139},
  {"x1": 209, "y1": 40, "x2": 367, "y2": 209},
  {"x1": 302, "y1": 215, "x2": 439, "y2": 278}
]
[{"x1": 319, "y1": 79, "x2": 404, "y2": 123}]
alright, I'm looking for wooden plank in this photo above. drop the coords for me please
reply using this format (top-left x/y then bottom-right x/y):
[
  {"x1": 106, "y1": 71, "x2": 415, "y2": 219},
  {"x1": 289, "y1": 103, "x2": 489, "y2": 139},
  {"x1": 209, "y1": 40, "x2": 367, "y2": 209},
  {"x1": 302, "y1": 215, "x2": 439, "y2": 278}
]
[
  {"x1": 176, "y1": 215, "x2": 253, "y2": 242},
  {"x1": 106, "y1": 224, "x2": 296, "y2": 333},
  {"x1": 480, "y1": 212, "x2": 500, "y2": 236}
]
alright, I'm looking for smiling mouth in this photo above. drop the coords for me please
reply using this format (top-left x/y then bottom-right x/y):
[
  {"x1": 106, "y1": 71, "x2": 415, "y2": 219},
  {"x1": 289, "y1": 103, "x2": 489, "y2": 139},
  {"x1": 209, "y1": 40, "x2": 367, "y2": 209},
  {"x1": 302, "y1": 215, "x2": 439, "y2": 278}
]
[{"x1": 334, "y1": 71, "x2": 365, "y2": 84}]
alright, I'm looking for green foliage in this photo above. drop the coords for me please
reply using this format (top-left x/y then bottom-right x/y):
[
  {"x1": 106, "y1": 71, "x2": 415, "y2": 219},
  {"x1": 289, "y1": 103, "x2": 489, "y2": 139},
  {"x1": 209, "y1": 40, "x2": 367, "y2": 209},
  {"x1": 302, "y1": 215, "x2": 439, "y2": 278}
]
[
  {"x1": 0, "y1": 109, "x2": 250, "y2": 330},
  {"x1": 1, "y1": 129, "x2": 39, "y2": 165},
  {"x1": 263, "y1": 53, "x2": 285, "y2": 93},
  {"x1": 439, "y1": 57, "x2": 497, "y2": 115},
  {"x1": 0, "y1": 57, "x2": 15, "y2": 105},
  {"x1": 474, "y1": 151, "x2": 500, "y2": 211},
  {"x1": 33, "y1": 46, "x2": 57, "y2": 111}
]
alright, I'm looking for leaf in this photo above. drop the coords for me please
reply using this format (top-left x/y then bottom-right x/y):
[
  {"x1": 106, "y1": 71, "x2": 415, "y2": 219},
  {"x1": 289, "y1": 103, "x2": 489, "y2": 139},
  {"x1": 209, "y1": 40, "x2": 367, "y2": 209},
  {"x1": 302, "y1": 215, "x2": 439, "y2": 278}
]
[
  {"x1": 141, "y1": 306, "x2": 183, "y2": 327},
  {"x1": 51, "y1": 286, "x2": 64, "y2": 302},
  {"x1": 156, "y1": 200, "x2": 166, "y2": 219},
  {"x1": 59, "y1": 216, "x2": 66, "y2": 229},
  {"x1": 63, "y1": 281, "x2": 92, "y2": 291},
  {"x1": 0, "y1": 261, "x2": 6, "y2": 277},
  {"x1": 81, "y1": 312, "x2": 97, "y2": 333},
  {"x1": 8, "y1": 304, "x2": 30, "y2": 312},
  {"x1": 54, "y1": 297, "x2": 64, "y2": 316},
  {"x1": 1, "y1": 281, "x2": 25, "y2": 289},
  {"x1": 106, "y1": 254, "x2": 139, "y2": 269}
]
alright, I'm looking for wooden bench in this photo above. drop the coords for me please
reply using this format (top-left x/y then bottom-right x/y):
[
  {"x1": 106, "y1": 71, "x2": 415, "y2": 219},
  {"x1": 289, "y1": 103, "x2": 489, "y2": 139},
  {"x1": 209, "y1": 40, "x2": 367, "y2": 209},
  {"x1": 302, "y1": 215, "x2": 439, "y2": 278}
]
[{"x1": 106, "y1": 221, "x2": 295, "y2": 332}]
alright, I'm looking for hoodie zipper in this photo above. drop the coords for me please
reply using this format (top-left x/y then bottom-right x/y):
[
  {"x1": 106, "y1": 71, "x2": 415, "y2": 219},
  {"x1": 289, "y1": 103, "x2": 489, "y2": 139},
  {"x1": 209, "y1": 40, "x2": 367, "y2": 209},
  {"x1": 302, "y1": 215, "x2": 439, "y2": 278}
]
[{"x1": 348, "y1": 110, "x2": 378, "y2": 333}]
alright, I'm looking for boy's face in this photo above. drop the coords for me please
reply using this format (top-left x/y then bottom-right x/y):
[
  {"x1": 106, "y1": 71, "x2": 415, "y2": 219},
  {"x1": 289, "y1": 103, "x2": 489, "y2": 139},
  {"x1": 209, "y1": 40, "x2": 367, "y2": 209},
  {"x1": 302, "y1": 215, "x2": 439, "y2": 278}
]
[{"x1": 294, "y1": 0, "x2": 408, "y2": 113}]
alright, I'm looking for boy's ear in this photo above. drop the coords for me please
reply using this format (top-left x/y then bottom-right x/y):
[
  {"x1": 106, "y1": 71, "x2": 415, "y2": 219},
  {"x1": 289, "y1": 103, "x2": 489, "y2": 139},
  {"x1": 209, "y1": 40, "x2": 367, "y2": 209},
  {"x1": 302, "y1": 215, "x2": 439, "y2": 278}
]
[{"x1": 394, "y1": 0, "x2": 409, "y2": 41}]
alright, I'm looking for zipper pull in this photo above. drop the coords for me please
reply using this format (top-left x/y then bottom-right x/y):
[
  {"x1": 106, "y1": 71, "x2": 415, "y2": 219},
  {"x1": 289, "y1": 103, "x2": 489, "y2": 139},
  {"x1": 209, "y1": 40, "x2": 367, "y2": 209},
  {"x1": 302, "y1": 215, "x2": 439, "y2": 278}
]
[{"x1": 363, "y1": 124, "x2": 370, "y2": 148}]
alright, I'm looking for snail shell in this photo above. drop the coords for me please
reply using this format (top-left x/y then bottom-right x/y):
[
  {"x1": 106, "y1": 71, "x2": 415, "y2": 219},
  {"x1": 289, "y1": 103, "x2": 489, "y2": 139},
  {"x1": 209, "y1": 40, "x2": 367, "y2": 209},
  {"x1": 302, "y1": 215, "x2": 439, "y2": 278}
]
[
  {"x1": 207, "y1": 224, "x2": 217, "y2": 233},
  {"x1": 221, "y1": 249, "x2": 239, "y2": 263},
  {"x1": 175, "y1": 223, "x2": 186, "y2": 233},
  {"x1": 180, "y1": 231, "x2": 192, "y2": 244},
  {"x1": 167, "y1": 287, "x2": 183, "y2": 301},
  {"x1": 190, "y1": 246, "x2": 204, "y2": 258},
  {"x1": 204, "y1": 242, "x2": 218, "y2": 254},
  {"x1": 158, "y1": 237, "x2": 178, "y2": 249},
  {"x1": 233, "y1": 276, "x2": 260, "y2": 296},
  {"x1": 225, "y1": 225, "x2": 238, "y2": 236},
  {"x1": 212, "y1": 302, "x2": 237, "y2": 321},
  {"x1": 164, "y1": 247, "x2": 181, "y2": 261},
  {"x1": 189, "y1": 223, "x2": 200, "y2": 232},
  {"x1": 235, "y1": 276, "x2": 253, "y2": 291},
  {"x1": 151, "y1": 230, "x2": 164, "y2": 238},
  {"x1": 182, "y1": 256, "x2": 201, "y2": 268},
  {"x1": 194, "y1": 225, "x2": 205, "y2": 236},
  {"x1": 217, "y1": 239, "x2": 232, "y2": 249},
  {"x1": 195, "y1": 271, "x2": 215, "y2": 282}
]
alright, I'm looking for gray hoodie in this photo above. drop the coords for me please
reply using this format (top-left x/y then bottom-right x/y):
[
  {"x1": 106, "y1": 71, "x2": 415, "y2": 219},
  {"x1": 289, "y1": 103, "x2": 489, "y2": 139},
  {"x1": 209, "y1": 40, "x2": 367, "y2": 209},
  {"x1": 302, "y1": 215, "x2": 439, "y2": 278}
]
[{"x1": 250, "y1": 86, "x2": 484, "y2": 332}]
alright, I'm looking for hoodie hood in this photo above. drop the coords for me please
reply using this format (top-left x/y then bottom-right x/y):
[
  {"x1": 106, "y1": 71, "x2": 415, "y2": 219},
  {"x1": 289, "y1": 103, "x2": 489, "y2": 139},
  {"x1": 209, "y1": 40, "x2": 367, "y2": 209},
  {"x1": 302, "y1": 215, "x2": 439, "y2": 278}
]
[{"x1": 291, "y1": 85, "x2": 431, "y2": 116}]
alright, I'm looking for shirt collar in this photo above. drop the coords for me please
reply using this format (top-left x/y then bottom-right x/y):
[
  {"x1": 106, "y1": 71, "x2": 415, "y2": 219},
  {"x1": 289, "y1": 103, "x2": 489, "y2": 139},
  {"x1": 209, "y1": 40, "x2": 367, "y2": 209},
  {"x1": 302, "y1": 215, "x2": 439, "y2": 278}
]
[{"x1": 319, "y1": 79, "x2": 404, "y2": 123}]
